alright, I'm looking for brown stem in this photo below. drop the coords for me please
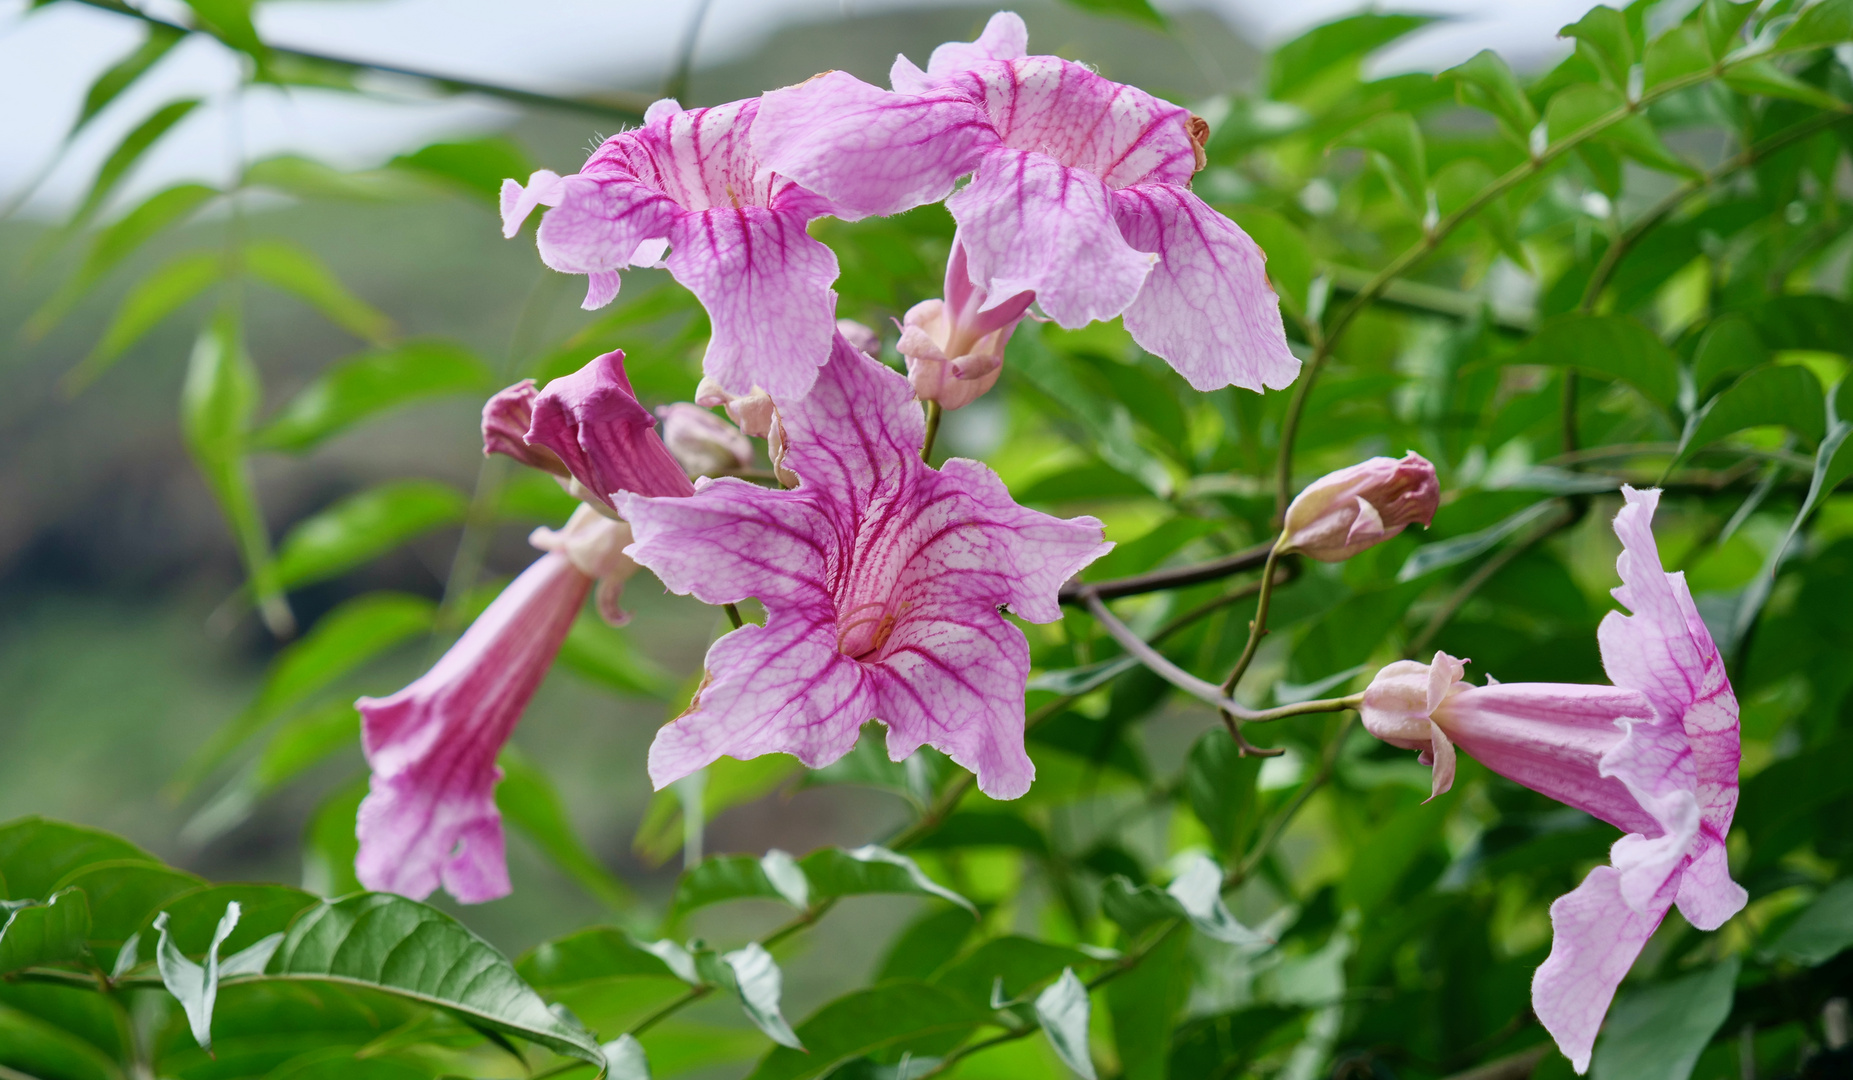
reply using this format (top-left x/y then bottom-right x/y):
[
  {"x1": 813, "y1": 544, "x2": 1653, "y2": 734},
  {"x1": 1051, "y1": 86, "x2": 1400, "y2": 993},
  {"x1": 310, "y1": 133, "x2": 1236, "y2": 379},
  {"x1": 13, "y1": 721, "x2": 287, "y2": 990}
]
[{"x1": 1059, "y1": 539, "x2": 1275, "y2": 604}]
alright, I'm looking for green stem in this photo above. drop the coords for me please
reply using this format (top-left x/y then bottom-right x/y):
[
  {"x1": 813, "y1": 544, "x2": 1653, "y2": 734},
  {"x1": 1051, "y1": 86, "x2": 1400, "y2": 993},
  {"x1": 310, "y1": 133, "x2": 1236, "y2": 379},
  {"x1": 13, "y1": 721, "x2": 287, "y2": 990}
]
[
  {"x1": 723, "y1": 603, "x2": 745, "y2": 629},
  {"x1": 1219, "y1": 539, "x2": 1287, "y2": 699},
  {"x1": 921, "y1": 400, "x2": 944, "y2": 463}
]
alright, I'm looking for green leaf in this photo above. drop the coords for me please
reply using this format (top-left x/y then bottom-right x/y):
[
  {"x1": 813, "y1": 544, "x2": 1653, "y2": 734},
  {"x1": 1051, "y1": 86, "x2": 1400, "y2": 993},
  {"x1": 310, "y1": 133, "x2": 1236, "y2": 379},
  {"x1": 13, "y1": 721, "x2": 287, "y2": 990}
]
[
  {"x1": 877, "y1": 907, "x2": 982, "y2": 982},
  {"x1": 723, "y1": 942, "x2": 803, "y2": 1049},
  {"x1": 243, "y1": 240, "x2": 394, "y2": 342},
  {"x1": 65, "y1": 250, "x2": 221, "y2": 393},
  {"x1": 390, "y1": 137, "x2": 536, "y2": 202},
  {"x1": 273, "y1": 480, "x2": 468, "y2": 591},
  {"x1": 254, "y1": 339, "x2": 496, "y2": 452},
  {"x1": 53, "y1": 861, "x2": 202, "y2": 956},
  {"x1": 179, "y1": 592, "x2": 435, "y2": 791},
  {"x1": 153, "y1": 901, "x2": 242, "y2": 1052},
  {"x1": 1335, "y1": 112, "x2": 1427, "y2": 212},
  {"x1": 266, "y1": 893, "x2": 603, "y2": 1064},
  {"x1": 497, "y1": 750, "x2": 636, "y2": 912},
  {"x1": 1509, "y1": 314, "x2": 1681, "y2": 409},
  {"x1": 1107, "y1": 926, "x2": 1190, "y2": 1080},
  {"x1": 1765, "y1": 877, "x2": 1853, "y2": 965},
  {"x1": 1682, "y1": 364, "x2": 1826, "y2": 460},
  {"x1": 0, "y1": 889, "x2": 92, "y2": 974},
  {"x1": 744, "y1": 982, "x2": 989, "y2": 1080},
  {"x1": 1590, "y1": 958, "x2": 1740, "y2": 1080},
  {"x1": 799, "y1": 846, "x2": 976, "y2": 913},
  {"x1": 1560, "y1": 5, "x2": 1636, "y2": 85},
  {"x1": 1054, "y1": 0, "x2": 1164, "y2": 28},
  {"x1": 1546, "y1": 85, "x2": 1697, "y2": 177},
  {"x1": 1723, "y1": 59, "x2": 1849, "y2": 107},
  {"x1": 1774, "y1": 0, "x2": 1853, "y2": 51},
  {"x1": 1745, "y1": 294, "x2": 1853, "y2": 356},
  {"x1": 1692, "y1": 313, "x2": 1767, "y2": 398},
  {"x1": 1337, "y1": 800, "x2": 1449, "y2": 914},
  {"x1": 1165, "y1": 856, "x2": 1268, "y2": 948},
  {"x1": 1269, "y1": 14, "x2": 1439, "y2": 99},
  {"x1": 75, "y1": 25, "x2": 186, "y2": 135},
  {"x1": 907, "y1": 811, "x2": 1050, "y2": 854},
  {"x1": 1702, "y1": 0, "x2": 1759, "y2": 58},
  {"x1": 181, "y1": 0, "x2": 266, "y2": 61},
  {"x1": 0, "y1": 819, "x2": 159, "y2": 902},
  {"x1": 1101, "y1": 877, "x2": 1180, "y2": 940},
  {"x1": 1166, "y1": 1006, "x2": 1304, "y2": 1079},
  {"x1": 244, "y1": 154, "x2": 426, "y2": 202},
  {"x1": 931, "y1": 936, "x2": 1098, "y2": 1011},
  {"x1": 1442, "y1": 50, "x2": 1539, "y2": 142},
  {"x1": 1224, "y1": 208, "x2": 1311, "y2": 317},
  {"x1": 1007, "y1": 323, "x2": 1173, "y2": 498},
  {"x1": 1185, "y1": 731, "x2": 1262, "y2": 859},
  {"x1": 301, "y1": 780, "x2": 365, "y2": 897},
  {"x1": 603, "y1": 1034, "x2": 652, "y2": 1080},
  {"x1": 1643, "y1": 24, "x2": 1713, "y2": 88},
  {"x1": 556, "y1": 611, "x2": 674, "y2": 698},
  {"x1": 0, "y1": 1003, "x2": 121, "y2": 1080},
  {"x1": 633, "y1": 756, "x2": 801, "y2": 865},
  {"x1": 135, "y1": 884, "x2": 319, "y2": 961},
  {"x1": 518, "y1": 927, "x2": 683, "y2": 988},
  {"x1": 1036, "y1": 968, "x2": 1097, "y2": 1080},
  {"x1": 1398, "y1": 499, "x2": 1561, "y2": 581},
  {"x1": 183, "y1": 704, "x2": 359, "y2": 845},
  {"x1": 68, "y1": 99, "x2": 202, "y2": 233},
  {"x1": 27, "y1": 183, "x2": 219, "y2": 339}
]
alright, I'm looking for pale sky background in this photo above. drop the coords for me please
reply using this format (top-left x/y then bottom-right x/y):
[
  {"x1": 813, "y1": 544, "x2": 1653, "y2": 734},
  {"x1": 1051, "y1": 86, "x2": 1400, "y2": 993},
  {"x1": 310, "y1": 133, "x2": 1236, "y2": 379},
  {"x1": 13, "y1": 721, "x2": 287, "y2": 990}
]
[{"x1": 0, "y1": 0, "x2": 1602, "y2": 218}]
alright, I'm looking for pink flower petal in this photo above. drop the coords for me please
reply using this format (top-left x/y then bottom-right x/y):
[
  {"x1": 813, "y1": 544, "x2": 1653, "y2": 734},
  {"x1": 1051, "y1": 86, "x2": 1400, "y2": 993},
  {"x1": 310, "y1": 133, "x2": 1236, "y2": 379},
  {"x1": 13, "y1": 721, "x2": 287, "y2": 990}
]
[
  {"x1": 622, "y1": 336, "x2": 1109, "y2": 796},
  {"x1": 356, "y1": 552, "x2": 590, "y2": 903},
  {"x1": 500, "y1": 169, "x2": 564, "y2": 238},
  {"x1": 922, "y1": 11, "x2": 1029, "y2": 81},
  {"x1": 754, "y1": 71, "x2": 996, "y2": 219},
  {"x1": 948, "y1": 148, "x2": 1154, "y2": 329},
  {"x1": 533, "y1": 173, "x2": 679, "y2": 284},
  {"x1": 1423, "y1": 719, "x2": 1456, "y2": 801},
  {"x1": 1533, "y1": 865, "x2": 1676, "y2": 1074},
  {"x1": 666, "y1": 206, "x2": 839, "y2": 400},
  {"x1": 1113, "y1": 184, "x2": 1300, "y2": 392},
  {"x1": 526, "y1": 350, "x2": 695, "y2": 507}
]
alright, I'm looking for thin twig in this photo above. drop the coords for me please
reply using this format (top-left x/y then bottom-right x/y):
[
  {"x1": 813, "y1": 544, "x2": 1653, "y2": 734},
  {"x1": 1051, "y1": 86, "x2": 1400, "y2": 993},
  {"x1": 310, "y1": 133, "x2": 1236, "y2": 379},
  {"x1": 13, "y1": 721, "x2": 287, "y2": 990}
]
[
  {"x1": 662, "y1": 0, "x2": 714, "y2": 103},
  {"x1": 1059, "y1": 539, "x2": 1274, "y2": 603}
]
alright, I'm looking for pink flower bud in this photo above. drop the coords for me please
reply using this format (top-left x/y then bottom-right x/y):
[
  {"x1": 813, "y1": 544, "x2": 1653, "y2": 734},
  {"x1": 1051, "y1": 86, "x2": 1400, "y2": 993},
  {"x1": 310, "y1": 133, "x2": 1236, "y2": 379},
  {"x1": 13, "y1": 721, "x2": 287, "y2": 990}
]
[
  {"x1": 482, "y1": 380, "x2": 567, "y2": 476},
  {"x1": 1279, "y1": 452, "x2": 1439, "y2": 562},
  {"x1": 530, "y1": 504, "x2": 639, "y2": 626},
  {"x1": 836, "y1": 319, "x2": 882, "y2": 357},
  {"x1": 898, "y1": 239, "x2": 1032, "y2": 411},
  {"x1": 694, "y1": 375, "x2": 777, "y2": 439},
  {"x1": 656, "y1": 402, "x2": 753, "y2": 478}
]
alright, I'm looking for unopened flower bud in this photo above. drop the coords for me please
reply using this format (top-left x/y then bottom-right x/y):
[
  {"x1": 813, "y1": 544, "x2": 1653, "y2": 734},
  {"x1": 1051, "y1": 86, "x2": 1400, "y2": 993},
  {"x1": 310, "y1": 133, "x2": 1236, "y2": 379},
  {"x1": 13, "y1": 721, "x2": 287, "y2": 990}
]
[
  {"x1": 1279, "y1": 451, "x2": 1439, "y2": 562},
  {"x1": 694, "y1": 375, "x2": 777, "y2": 439},
  {"x1": 900, "y1": 238, "x2": 1032, "y2": 411},
  {"x1": 836, "y1": 319, "x2": 882, "y2": 357},
  {"x1": 530, "y1": 503, "x2": 639, "y2": 625},
  {"x1": 657, "y1": 402, "x2": 753, "y2": 478},
  {"x1": 482, "y1": 380, "x2": 567, "y2": 476}
]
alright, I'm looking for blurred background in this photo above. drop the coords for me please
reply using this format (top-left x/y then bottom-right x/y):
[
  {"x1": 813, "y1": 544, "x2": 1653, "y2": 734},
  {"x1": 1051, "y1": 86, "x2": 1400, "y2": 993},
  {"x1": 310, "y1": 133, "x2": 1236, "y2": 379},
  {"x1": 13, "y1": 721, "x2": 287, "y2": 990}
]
[{"x1": 0, "y1": 0, "x2": 1585, "y2": 1027}]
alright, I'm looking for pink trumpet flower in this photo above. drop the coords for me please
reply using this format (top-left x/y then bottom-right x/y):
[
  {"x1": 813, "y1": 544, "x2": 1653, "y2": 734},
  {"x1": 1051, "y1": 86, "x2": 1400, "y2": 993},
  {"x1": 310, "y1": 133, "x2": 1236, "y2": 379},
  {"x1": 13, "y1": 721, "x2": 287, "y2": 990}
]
[
  {"x1": 753, "y1": 11, "x2": 1299, "y2": 393},
  {"x1": 355, "y1": 506, "x2": 638, "y2": 904},
  {"x1": 501, "y1": 98, "x2": 847, "y2": 400},
  {"x1": 1279, "y1": 452, "x2": 1439, "y2": 562},
  {"x1": 618, "y1": 334, "x2": 1112, "y2": 799},
  {"x1": 521, "y1": 350, "x2": 696, "y2": 507},
  {"x1": 1359, "y1": 487, "x2": 1744, "y2": 1072}
]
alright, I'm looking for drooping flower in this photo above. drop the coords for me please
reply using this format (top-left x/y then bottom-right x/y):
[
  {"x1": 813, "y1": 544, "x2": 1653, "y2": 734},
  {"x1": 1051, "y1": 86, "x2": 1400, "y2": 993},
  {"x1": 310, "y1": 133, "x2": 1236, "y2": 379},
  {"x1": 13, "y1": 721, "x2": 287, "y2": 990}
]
[
  {"x1": 355, "y1": 506, "x2": 638, "y2": 903},
  {"x1": 753, "y1": 11, "x2": 1299, "y2": 393},
  {"x1": 1279, "y1": 452, "x2": 1439, "y2": 562},
  {"x1": 521, "y1": 350, "x2": 696, "y2": 507},
  {"x1": 657, "y1": 402, "x2": 753, "y2": 478},
  {"x1": 617, "y1": 334, "x2": 1112, "y2": 799},
  {"x1": 898, "y1": 237, "x2": 1032, "y2": 410},
  {"x1": 1359, "y1": 487, "x2": 1744, "y2": 1072},
  {"x1": 501, "y1": 98, "x2": 846, "y2": 400}
]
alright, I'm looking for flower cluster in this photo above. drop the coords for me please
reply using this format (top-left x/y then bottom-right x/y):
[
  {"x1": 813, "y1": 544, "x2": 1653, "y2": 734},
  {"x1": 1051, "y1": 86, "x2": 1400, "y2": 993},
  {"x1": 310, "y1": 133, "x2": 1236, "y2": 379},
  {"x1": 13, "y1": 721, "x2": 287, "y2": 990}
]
[{"x1": 354, "y1": 12, "x2": 1743, "y2": 1073}]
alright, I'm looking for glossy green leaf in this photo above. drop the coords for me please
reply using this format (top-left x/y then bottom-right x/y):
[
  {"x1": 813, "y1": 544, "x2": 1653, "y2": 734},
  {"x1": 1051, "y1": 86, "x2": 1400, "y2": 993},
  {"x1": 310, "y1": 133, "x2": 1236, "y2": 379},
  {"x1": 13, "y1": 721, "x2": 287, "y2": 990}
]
[
  {"x1": 1510, "y1": 314, "x2": 1680, "y2": 409},
  {"x1": 1643, "y1": 24, "x2": 1712, "y2": 87},
  {"x1": 180, "y1": 592, "x2": 435, "y2": 790},
  {"x1": 877, "y1": 906, "x2": 983, "y2": 982},
  {"x1": 273, "y1": 480, "x2": 468, "y2": 590},
  {"x1": 1107, "y1": 926, "x2": 1190, "y2": 1080},
  {"x1": 1546, "y1": 85, "x2": 1697, "y2": 177},
  {"x1": 27, "y1": 183, "x2": 220, "y2": 338},
  {"x1": 1683, "y1": 364, "x2": 1826, "y2": 459},
  {"x1": 0, "y1": 889, "x2": 92, "y2": 974},
  {"x1": 254, "y1": 339, "x2": 496, "y2": 452},
  {"x1": 75, "y1": 25, "x2": 186, "y2": 135},
  {"x1": 669, "y1": 852, "x2": 801, "y2": 920},
  {"x1": 0, "y1": 818, "x2": 160, "y2": 902},
  {"x1": 1692, "y1": 313, "x2": 1767, "y2": 398},
  {"x1": 1185, "y1": 730, "x2": 1262, "y2": 858},
  {"x1": 906, "y1": 811, "x2": 1050, "y2": 854},
  {"x1": 1225, "y1": 207, "x2": 1312, "y2": 316},
  {"x1": 1442, "y1": 49, "x2": 1538, "y2": 141},
  {"x1": 497, "y1": 750, "x2": 636, "y2": 911},
  {"x1": 301, "y1": 780, "x2": 366, "y2": 898},
  {"x1": 1337, "y1": 112, "x2": 1428, "y2": 209},
  {"x1": 53, "y1": 861, "x2": 202, "y2": 955},
  {"x1": 391, "y1": 137, "x2": 536, "y2": 202},
  {"x1": 556, "y1": 611, "x2": 674, "y2": 698},
  {"x1": 266, "y1": 893, "x2": 603, "y2": 1064},
  {"x1": 799, "y1": 846, "x2": 976, "y2": 913},
  {"x1": 66, "y1": 250, "x2": 221, "y2": 393},
  {"x1": 1746, "y1": 294, "x2": 1853, "y2": 356},
  {"x1": 932, "y1": 936, "x2": 1098, "y2": 1011},
  {"x1": 181, "y1": 0, "x2": 266, "y2": 60},
  {"x1": 244, "y1": 240, "x2": 394, "y2": 342},
  {"x1": 518, "y1": 927, "x2": 682, "y2": 987},
  {"x1": 1723, "y1": 59, "x2": 1848, "y2": 107},
  {"x1": 1036, "y1": 968, "x2": 1097, "y2": 1080},
  {"x1": 1560, "y1": 5, "x2": 1636, "y2": 85},
  {"x1": 724, "y1": 942, "x2": 803, "y2": 1049},
  {"x1": 745, "y1": 982, "x2": 989, "y2": 1080},
  {"x1": 1398, "y1": 499, "x2": 1561, "y2": 581},
  {"x1": 604, "y1": 1034, "x2": 653, "y2": 1080},
  {"x1": 68, "y1": 99, "x2": 201, "y2": 233},
  {"x1": 1774, "y1": 0, "x2": 1853, "y2": 51},
  {"x1": 0, "y1": 1003, "x2": 121, "y2": 1080},
  {"x1": 183, "y1": 703, "x2": 358, "y2": 845},
  {"x1": 136, "y1": 884, "x2": 319, "y2": 961},
  {"x1": 1167, "y1": 856, "x2": 1268, "y2": 948},
  {"x1": 1765, "y1": 877, "x2": 1853, "y2": 965},
  {"x1": 153, "y1": 901, "x2": 242, "y2": 1052},
  {"x1": 1701, "y1": 0, "x2": 1758, "y2": 57},
  {"x1": 1590, "y1": 958, "x2": 1739, "y2": 1080},
  {"x1": 1269, "y1": 13, "x2": 1438, "y2": 98}
]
